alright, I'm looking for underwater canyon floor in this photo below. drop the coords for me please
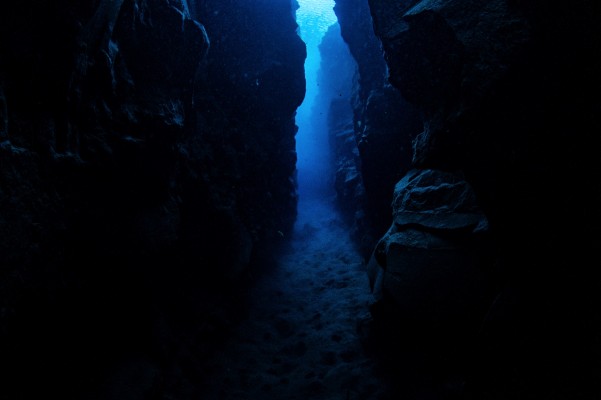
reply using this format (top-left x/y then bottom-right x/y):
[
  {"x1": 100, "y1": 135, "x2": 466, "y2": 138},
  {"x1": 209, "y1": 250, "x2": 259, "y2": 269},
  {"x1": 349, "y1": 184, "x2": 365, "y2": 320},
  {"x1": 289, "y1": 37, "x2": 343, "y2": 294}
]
[{"x1": 196, "y1": 195, "x2": 393, "y2": 400}]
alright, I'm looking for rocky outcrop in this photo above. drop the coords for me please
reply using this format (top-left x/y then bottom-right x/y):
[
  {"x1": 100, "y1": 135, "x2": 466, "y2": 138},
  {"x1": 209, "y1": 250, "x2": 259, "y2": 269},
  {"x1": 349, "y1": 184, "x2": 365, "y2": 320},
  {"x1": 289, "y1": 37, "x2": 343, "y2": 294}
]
[
  {"x1": 368, "y1": 0, "x2": 601, "y2": 241},
  {"x1": 371, "y1": 169, "x2": 494, "y2": 331},
  {"x1": 368, "y1": 0, "x2": 601, "y2": 397},
  {"x1": 314, "y1": 24, "x2": 363, "y2": 238},
  {"x1": 0, "y1": 1, "x2": 305, "y2": 398},
  {"x1": 333, "y1": 0, "x2": 423, "y2": 258},
  {"x1": 184, "y1": 0, "x2": 306, "y2": 268},
  {"x1": 194, "y1": 3, "x2": 304, "y2": 192}
]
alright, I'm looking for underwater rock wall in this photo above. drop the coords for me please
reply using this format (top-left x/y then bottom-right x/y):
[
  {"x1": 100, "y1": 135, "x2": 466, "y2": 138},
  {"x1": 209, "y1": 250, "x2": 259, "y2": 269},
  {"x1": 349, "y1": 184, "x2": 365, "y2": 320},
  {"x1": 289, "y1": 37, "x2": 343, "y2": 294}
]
[
  {"x1": 314, "y1": 24, "x2": 362, "y2": 240},
  {"x1": 0, "y1": 0, "x2": 305, "y2": 398},
  {"x1": 333, "y1": 0, "x2": 422, "y2": 258},
  {"x1": 189, "y1": 0, "x2": 306, "y2": 248},
  {"x1": 368, "y1": 0, "x2": 601, "y2": 251},
  {"x1": 367, "y1": 0, "x2": 601, "y2": 397}
]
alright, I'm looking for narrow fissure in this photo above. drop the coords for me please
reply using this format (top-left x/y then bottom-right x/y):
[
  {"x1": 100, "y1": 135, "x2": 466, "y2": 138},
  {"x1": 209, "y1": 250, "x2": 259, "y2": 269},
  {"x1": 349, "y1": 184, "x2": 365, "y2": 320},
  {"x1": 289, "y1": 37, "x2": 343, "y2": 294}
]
[
  {"x1": 294, "y1": 0, "x2": 337, "y2": 201},
  {"x1": 193, "y1": 3, "x2": 393, "y2": 398},
  {"x1": 2, "y1": 1, "x2": 599, "y2": 399}
]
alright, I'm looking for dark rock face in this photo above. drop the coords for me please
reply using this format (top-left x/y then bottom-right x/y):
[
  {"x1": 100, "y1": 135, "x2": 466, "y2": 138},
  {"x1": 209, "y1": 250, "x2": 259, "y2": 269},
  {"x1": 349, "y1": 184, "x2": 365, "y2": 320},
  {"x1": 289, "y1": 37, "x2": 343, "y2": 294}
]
[
  {"x1": 315, "y1": 24, "x2": 363, "y2": 235},
  {"x1": 371, "y1": 169, "x2": 493, "y2": 331},
  {"x1": 0, "y1": 0, "x2": 305, "y2": 398},
  {"x1": 333, "y1": 0, "x2": 423, "y2": 258},
  {"x1": 186, "y1": 0, "x2": 306, "y2": 264},
  {"x1": 368, "y1": 0, "x2": 601, "y2": 397},
  {"x1": 2, "y1": 0, "x2": 600, "y2": 398}
]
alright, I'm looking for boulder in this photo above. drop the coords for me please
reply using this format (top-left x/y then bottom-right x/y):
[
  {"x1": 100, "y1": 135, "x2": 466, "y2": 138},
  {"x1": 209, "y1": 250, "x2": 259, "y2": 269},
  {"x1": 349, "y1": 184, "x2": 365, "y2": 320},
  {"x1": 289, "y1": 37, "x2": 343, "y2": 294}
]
[{"x1": 373, "y1": 169, "x2": 494, "y2": 328}]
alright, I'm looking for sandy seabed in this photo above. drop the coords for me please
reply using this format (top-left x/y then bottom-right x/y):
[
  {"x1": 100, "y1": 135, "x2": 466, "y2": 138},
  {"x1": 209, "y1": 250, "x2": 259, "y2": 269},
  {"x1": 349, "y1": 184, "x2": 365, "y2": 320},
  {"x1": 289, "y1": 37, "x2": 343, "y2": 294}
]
[{"x1": 196, "y1": 195, "x2": 392, "y2": 400}]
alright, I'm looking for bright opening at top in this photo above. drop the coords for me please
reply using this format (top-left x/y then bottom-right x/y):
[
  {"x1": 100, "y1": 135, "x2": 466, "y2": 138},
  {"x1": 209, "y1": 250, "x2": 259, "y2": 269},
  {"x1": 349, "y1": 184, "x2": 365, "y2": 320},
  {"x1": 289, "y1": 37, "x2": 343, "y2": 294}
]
[{"x1": 296, "y1": 0, "x2": 338, "y2": 45}]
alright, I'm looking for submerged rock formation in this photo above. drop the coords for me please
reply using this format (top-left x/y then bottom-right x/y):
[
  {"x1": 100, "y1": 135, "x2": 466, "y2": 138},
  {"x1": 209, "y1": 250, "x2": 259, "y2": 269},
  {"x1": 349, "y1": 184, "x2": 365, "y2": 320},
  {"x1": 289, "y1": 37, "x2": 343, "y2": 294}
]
[
  {"x1": 0, "y1": 0, "x2": 305, "y2": 398},
  {"x1": 314, "y1": 24, "x2": 362, "y2": 237},
  {"x1": 367, "y1": 0, "x2": 601, "y2": 398},
  {"x1": 1, "y1": 0, "x2": 599, "y2": 398},
  {"x1": 371, "y1": 169, "x2": 493, "y2": 332},
  {"x1": 333, "y1": 0, "x2": 423, "y2": 258},
  {"x1": 190, "y1": 0, "x2": 306, "y2": 246}
]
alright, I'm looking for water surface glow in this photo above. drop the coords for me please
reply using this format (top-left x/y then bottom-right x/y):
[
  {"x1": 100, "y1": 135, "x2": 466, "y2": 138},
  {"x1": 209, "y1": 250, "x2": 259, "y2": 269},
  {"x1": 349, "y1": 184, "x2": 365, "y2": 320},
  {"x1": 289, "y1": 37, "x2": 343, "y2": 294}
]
[
  {"x1": 295, "y1": 0, "x2": 337, "y2": 200},
  {"x1": 296, "y1": 0, "x2": 338, "y2": 46}
]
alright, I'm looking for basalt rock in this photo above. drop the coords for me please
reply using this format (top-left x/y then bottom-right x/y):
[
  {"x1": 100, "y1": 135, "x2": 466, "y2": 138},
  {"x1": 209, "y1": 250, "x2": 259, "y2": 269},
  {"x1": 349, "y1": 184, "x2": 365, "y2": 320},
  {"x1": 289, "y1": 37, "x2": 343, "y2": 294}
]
[
  {"x1": 189, "y1": 0, "x2": 306, "y2": 244},
  {"x1": 314, "y1": 24, "x2": 365, "y2": 243},
  {"x1": 333, "y1": 0, "x2": 422, "y2": 258},
  {"x1": 371, "y1": 169, "x2": 494, "y2": 331},
  {"x1": 368, "y1": 1, "x2": 601, "y2": 397},
  {"x1": 0, "y1": 1, "x2": 305, "y2": 398}
]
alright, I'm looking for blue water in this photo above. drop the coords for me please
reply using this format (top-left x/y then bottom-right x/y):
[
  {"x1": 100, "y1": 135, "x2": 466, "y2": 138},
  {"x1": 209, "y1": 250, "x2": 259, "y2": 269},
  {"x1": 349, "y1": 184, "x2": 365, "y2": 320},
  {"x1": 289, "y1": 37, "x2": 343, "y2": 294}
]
[{"x1": 295, "y1": 0, "x2": 338, "y2": 200}]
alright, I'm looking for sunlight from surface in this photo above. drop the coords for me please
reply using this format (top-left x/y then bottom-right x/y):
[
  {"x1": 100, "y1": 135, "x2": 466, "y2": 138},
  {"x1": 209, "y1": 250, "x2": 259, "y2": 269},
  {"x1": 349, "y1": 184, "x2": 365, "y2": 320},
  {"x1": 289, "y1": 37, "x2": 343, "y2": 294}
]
[
  {"x1": 295, "y1": 0, "x2": 338, "y2": 199},
  {"x1": 296, "y1": 0, "x2": 338, "y2": 46}
]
